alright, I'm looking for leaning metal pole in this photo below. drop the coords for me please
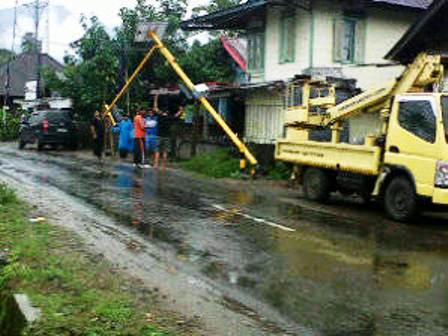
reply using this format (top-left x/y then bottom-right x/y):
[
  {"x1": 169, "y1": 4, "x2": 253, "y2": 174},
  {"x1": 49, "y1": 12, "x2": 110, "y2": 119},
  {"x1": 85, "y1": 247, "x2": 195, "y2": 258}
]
[
  {"x1": 149, "y1": 31, "x2": 258, "y2": 172},
  {"x1": 104, "y1": 45, "x2": 158, "y2": 125}
]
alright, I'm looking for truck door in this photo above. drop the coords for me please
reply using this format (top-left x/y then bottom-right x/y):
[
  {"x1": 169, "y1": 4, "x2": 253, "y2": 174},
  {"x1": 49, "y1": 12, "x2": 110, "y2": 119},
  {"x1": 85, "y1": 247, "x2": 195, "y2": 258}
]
[{"x1": 384, "y1": 96, "x2": 439, "y2": 197}]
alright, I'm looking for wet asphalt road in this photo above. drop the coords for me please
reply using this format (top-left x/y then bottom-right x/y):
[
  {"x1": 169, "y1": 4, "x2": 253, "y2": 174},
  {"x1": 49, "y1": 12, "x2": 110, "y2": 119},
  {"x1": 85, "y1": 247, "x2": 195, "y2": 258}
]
[{"x1": 2, "y1": 144, "x2": 448, "y2": 335}]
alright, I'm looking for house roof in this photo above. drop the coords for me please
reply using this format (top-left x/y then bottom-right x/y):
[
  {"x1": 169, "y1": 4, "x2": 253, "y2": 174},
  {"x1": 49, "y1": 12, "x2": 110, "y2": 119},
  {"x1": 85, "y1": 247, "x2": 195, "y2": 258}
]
[
  {"x1": 220, "y1": 36, "x2": 248, "y2": 72},
  {"x1": 0, "y1": 53, "x2": 64, "y2": 97},
  {"x1": 181, "y1": 0, "x2": 431, "y2": 30},
  {"x1": 386, "y1": 0, "x2": 447, "y2": 63},
  {"x1": 182, "y1": 0, "x2": 268, "y2": 30},
  {"x1": 373, "y1": 0, "x2": 432, "y2": 9}
]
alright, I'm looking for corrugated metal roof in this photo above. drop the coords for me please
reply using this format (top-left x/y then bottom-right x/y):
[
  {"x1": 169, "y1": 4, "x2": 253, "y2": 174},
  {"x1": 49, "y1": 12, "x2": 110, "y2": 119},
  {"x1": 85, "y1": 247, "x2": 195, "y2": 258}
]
[
  {"x1": 182, "y1": 0, "x2": 431, "y2": 31},
  {"x1": 372, "y1": 0, "x2": 432, "y2": 9},
  {"x1": 386, "y1": 0, "x2": 447, "y2": 62},
  {"x1": 181, "y1": 0, "x2": 268, "y2": 30},
  {"x1": 221, "y1": 36, "x2": 248, "y2": 72}
]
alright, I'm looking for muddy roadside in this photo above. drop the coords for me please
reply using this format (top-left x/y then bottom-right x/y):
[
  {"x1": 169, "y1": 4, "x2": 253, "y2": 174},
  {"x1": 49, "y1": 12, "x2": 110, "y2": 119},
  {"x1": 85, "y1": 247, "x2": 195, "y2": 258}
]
[{"x1": 0, "y1": 182, "x2": 200, "y2": 335}]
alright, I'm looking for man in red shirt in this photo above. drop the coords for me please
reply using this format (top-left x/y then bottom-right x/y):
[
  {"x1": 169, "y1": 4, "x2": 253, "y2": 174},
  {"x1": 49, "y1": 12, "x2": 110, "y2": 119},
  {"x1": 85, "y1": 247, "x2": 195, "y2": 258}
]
[{"x1": 133, "y1": 110, "x2": 147, "y2": 167}]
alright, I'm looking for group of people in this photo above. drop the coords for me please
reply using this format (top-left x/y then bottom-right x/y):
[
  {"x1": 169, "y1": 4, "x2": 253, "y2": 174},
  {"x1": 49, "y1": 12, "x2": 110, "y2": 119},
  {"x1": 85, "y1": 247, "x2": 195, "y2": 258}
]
[{"x1": 90, "y1": 106, "x2": 184, "y2": 169}]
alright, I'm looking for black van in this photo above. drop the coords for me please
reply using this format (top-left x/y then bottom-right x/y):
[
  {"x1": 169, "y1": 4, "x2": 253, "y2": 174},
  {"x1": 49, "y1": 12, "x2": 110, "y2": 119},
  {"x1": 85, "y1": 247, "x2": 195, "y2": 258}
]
[{"x1": 19, "y1": 110, "x2": 78, "y2": 150}]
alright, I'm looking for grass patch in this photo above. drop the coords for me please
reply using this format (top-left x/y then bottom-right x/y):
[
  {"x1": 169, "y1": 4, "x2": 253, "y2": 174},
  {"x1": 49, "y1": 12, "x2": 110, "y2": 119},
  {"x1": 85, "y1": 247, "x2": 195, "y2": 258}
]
[
  {"x1": 0, "y1": 183, "x2": 194, "y2": 336},
  {"x1": 180, "y1": 149, "x2": 292, "y2": 181},
  {"x1": 265, "y1": 162, "x2": 292, "y2": 181},
  {"x1": 180, "y1": 149, "x2": 241, "y2": 179}
]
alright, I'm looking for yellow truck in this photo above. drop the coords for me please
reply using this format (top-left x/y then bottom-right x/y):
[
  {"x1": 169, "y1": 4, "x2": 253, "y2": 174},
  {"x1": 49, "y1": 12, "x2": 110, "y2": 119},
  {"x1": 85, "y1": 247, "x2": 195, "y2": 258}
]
[{"x1": 276, "y1": 53, "x2": 448, "y2": 221}]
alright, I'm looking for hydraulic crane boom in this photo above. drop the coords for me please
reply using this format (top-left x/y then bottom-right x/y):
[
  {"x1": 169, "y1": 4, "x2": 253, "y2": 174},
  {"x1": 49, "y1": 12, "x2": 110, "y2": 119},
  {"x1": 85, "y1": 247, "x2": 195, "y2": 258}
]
[{"x1": 323, "y1": 53, "x2": 443, "y2": 126}]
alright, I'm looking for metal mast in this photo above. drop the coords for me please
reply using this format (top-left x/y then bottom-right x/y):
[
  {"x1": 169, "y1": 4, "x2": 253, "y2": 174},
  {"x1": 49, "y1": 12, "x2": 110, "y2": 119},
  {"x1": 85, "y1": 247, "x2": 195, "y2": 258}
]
[
  {"x1": 34, "y1": 0, "x2": 41, "y2": 99},
  {"x1": 46, "y1": 0, "x2": 50, "y2": 54},
  {"x1": 3, "y1": 0, "x2": 19, "y2": 126},
  {"x1": 24, "y1": 0, "x2": 48, "y2": 100}
]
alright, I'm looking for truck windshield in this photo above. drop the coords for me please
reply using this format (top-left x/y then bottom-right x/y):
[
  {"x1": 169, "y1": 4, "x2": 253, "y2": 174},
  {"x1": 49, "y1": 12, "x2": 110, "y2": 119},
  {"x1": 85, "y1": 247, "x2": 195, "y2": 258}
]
[{"x1": 442, "y1": 96, "x2": 448, "y2": 142}]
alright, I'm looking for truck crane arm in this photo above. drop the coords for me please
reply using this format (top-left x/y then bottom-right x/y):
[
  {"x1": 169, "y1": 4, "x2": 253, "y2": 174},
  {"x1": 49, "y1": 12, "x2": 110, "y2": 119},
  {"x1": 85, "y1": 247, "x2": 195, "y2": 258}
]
[{"x1": 323, "y1": 53, "x2": 443, "y2": 126}]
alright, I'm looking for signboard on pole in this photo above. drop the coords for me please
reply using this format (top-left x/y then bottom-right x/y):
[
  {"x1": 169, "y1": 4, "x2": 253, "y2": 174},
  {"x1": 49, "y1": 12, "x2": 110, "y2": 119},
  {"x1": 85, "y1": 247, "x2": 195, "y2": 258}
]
[{"x1": 25, "y1": 81, "x2": 37, "y2": 101}]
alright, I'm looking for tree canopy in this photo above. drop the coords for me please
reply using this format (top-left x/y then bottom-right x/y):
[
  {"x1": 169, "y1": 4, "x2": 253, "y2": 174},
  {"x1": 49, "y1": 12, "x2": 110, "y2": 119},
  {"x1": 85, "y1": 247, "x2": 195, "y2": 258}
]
[
  {"x1": 21, "y1": 32, "x2": 42, "y2": 54},
  {"x1": 192, "y1": 0, "x2": 242, "y2": 16},
  {"x1": 0, "y1": 49, "x2": 14, "y2": 66}
]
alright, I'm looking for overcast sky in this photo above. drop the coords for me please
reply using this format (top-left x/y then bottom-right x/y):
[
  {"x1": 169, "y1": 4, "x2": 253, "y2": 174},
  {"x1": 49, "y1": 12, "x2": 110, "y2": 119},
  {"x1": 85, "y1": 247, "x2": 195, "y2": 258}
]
[{"x1": 0, "y1": 0, "x2": 209, "y2": 62}]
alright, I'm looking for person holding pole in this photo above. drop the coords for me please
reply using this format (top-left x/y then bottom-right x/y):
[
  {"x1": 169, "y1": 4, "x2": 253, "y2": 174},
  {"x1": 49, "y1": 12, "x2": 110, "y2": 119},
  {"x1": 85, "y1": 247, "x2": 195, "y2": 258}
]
[
  {"x1": 133, "y1": 110, "x2": 148, "y2": 168},
  {"x1": 91, "y1": 111, "x2": 105, "y2": 165},
  {"x1": 145, "y1": 106, "x2": 183, "y2": 170}
]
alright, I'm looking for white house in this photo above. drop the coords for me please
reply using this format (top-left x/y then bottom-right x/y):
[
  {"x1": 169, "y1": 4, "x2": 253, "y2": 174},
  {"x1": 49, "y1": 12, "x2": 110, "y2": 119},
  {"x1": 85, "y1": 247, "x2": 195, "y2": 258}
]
[{"x1": 183, "y1": 0, "x2": 432, "y2": 148}]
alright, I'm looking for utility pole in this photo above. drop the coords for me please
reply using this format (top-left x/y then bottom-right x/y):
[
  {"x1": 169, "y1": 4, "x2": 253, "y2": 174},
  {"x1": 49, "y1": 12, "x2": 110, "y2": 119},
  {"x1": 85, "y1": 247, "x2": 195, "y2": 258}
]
[
  {"x1": 34, "y1": 0, "x2": 41, "y2": 100},
  {"x1": 3, "y1": 0, "x2": 18, "y2": 127},
  {"x1": 46, "y1": 0, "x2": 50, "y2": 54},
  {"x1": 24, "y1": 0, "x2": 48, "y2": 100}
]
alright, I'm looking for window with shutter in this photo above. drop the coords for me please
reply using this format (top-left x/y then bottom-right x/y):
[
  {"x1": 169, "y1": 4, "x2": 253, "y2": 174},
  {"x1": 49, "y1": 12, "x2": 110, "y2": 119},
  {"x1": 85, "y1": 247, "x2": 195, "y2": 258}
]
[
  {"x1": 354, "y1": 19, "x2": 366, "y2": 64},
  {"x1": 333, "y1": 16, "x2": 366, "y2": 64},
  {"x1": 248, "y1": 30, "x2": 265, "y2": 73},
  {"x1": 279, "y1": 12, "x2": 296, "y2": 63},
  {"x1": 342, "y1": 19, "x2": 356, "y2": 63},
  {"x1": 333, "y1": 19, "x2": 345, "y2": 63}
]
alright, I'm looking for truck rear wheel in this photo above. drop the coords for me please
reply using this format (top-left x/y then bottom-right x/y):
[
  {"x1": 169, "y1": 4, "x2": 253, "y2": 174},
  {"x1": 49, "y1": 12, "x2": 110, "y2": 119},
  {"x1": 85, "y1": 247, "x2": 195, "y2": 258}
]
[
  {"x1": 303, "y1": 168, "x2": 330, "y2": 202},
  {"x1": 383, "y1": 177, "x2": 417, "y2": 222}
]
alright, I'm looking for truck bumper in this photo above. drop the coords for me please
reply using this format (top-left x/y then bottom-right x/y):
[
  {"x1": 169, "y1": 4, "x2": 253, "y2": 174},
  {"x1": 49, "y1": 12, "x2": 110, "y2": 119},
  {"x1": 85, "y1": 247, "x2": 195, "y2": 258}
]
[{"x1": 432, "y1": 188, "x2": 448, "y2": 205}]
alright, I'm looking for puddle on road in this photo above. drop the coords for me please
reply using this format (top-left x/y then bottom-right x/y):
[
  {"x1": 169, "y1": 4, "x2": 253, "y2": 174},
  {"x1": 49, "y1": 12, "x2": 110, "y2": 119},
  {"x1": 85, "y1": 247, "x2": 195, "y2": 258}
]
[{"x1": 3, "y1": 149, "x2": 448, "y2": 335}]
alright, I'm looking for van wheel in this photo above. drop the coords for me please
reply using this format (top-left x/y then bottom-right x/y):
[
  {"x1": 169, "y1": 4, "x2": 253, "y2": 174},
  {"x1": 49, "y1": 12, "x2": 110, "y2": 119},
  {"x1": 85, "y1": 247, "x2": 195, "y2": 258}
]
[
  {"x1": 303, "y1": 168, "x2": 330, "y2": 202},
  {"x1": 37, "y1": 141, "x2": 44, "y2": 151},
  {"x1": 68, "y1": 142, "x2": 78, "y2": 151},
  {"x1": 383, "y1": 177, "x2": 418, "y2": 222}
]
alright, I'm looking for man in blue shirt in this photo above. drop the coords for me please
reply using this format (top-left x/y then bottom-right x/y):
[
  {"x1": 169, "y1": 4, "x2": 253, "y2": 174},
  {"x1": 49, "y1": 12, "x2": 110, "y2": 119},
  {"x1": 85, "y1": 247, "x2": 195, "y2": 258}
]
[
  {"x1": 145, "y1": 109, "x2": 159, "y2": 160},
  {"x1": 145, "y1": 107, "x2": 183, "y2": 169}
]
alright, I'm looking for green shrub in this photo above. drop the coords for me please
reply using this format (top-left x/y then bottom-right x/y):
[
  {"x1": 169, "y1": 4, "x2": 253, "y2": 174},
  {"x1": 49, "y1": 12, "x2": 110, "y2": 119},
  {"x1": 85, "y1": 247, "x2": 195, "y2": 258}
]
[
  {"x1": 0, "y1": 183, "x2": 17, "y2": 205},
  {"x1": 266, "y1": 162, "x2": 292, "y2": 181},
  {"x1": 0, "y1": 109, "x2": 20, "y2": 141},
  {"x1": 181, "y1": 149, "x2": 240, "y2": 178}
]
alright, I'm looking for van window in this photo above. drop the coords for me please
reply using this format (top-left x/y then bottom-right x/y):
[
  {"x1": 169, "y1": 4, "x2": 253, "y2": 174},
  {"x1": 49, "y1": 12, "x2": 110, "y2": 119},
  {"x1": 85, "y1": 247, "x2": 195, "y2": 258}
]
[
  {"x1": 398, "y1": 100, "x2": 436, "y2": 143},
  {"x1": 29, "y1": 113, "x2": 45, "y2": 124},
  {"x1": 441, "y1": 96, "x2": 448, "y2": 142},
  {"x1": 46, "y1": 111, "x2": 71, "y2": 123}
]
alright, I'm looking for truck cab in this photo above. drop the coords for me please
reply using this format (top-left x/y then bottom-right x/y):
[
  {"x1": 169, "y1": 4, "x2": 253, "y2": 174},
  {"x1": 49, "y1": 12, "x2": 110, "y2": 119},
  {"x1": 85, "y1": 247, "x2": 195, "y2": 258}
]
[{"x1": 379, "y1": 93, "x2": 448, "y2": 219}]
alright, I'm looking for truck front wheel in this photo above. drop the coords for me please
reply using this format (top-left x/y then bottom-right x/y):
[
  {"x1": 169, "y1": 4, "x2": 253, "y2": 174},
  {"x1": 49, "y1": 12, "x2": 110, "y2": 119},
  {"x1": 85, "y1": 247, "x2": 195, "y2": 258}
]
[
  {"x1": 303, "y1": 168, "x2": 330, "y2": 202},
  {"x1": 383, "y1": 177, "x2": 418, "y2": 222}
]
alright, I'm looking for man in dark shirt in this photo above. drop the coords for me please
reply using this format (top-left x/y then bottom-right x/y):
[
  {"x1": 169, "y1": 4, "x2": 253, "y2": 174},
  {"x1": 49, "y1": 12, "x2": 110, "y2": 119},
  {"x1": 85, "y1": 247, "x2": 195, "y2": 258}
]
[
  {"x1": 152, "y1": 108, "x2": 183, "y2": 169},
  {"x1": 91, "y1": 111, "x2": 105, "y2": 163}
]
